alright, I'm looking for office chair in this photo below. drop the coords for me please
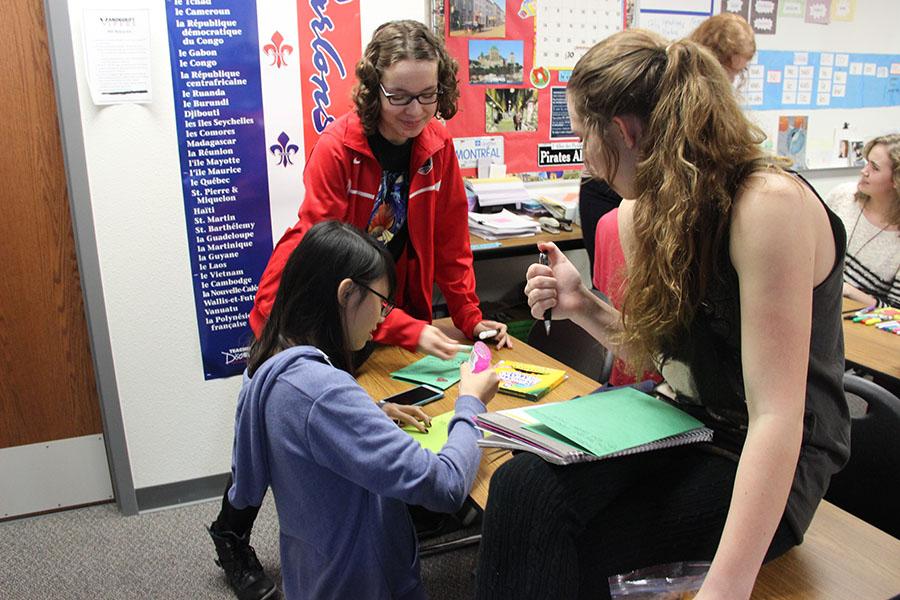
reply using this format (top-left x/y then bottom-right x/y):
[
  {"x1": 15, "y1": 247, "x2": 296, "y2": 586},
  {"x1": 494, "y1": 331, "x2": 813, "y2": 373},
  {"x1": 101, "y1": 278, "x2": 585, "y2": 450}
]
[
  {"x1": 415, "y1": 497, "x2": 484, "y2": 557},
  {"x1": 527, "y1": 318, "x2": 614, "y2": 384},
  {"x1": 824, "y1": 373, "x2": 900, "y2": 539}
]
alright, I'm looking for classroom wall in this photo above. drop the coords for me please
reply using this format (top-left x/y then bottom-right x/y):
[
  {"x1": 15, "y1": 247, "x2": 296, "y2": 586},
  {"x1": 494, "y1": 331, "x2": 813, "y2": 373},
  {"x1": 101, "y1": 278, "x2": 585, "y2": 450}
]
[
  {"x1": 65, "y1": 0, "x2": 427, "y2": 494},
  {"x1": 742, "y1": 2, "x2": 900, "y2": 191}
]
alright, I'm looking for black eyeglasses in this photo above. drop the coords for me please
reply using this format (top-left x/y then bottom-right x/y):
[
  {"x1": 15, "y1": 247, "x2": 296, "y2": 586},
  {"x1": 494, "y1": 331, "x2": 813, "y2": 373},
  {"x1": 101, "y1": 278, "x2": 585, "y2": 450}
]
[
  {"x1": 379, "y1": 83, "x2": 442, "y2": 106},
  {"x1": 355, "y1": 282, "x2": 395, "y2": 317}
]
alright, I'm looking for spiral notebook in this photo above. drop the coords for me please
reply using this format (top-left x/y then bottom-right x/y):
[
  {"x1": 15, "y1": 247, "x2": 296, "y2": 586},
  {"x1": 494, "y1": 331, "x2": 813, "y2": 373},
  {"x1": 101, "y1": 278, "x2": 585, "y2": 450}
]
[{"x1": 475, "y1": 387, "x2": 712, "y2": 465}]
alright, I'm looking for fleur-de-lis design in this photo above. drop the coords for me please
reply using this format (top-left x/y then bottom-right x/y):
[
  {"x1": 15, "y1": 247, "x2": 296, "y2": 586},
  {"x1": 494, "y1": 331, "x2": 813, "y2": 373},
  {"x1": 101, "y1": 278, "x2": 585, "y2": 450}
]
[
  {"x1": 263, "y1": 31, "x2": 293, "y2": 69},
  {"x1": 270, "y1": 132, "x2": 299, "y2": 167}
]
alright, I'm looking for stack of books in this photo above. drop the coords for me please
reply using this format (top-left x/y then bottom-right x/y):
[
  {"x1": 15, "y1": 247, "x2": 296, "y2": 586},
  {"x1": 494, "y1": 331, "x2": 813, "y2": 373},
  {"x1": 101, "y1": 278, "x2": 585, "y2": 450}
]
[
  {"x1": 468, "y1": 176, "x2": 531, "y2": 209},
  {"x1": 475, "y1": 387, "x2": 713, "y2": 465},
  {"x1": 468, "y1": 209, "x2": 541, "y2": 240}
]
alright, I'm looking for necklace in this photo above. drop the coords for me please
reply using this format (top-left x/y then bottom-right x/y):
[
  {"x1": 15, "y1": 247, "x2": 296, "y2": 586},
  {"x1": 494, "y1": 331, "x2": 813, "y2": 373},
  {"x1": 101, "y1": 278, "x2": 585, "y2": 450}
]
[{"x1": 848, "y1": 204, "x2": 890, "y2": 255}]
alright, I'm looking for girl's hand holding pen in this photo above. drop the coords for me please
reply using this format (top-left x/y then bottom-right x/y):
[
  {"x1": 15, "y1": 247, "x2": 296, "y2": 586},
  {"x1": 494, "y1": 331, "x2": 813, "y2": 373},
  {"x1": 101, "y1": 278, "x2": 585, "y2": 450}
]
[
  {"x1": 524, "y1": 242, "x2": 590, "y2": 322},
  {"x1": 417, "y1": 324, "x2": 462, "y2": 360},
  {"x1": 474, "y1": 320, "x2": 513, "y2": 349}
]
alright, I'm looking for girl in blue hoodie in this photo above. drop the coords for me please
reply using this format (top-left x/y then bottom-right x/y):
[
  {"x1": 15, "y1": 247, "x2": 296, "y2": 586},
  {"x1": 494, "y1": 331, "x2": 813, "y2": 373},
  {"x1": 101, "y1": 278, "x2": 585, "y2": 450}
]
[{"x1": 227, "y1": 221, "x2": 499, "y2": 600}]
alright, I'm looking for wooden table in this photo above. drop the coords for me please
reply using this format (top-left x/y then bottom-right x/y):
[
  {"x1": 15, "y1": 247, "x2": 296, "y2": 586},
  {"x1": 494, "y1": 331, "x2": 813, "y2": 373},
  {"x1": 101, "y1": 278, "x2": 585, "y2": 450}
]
[
  {"x1": 842, "y1": 298, "x2": 900, "y2": 383},
  {"x1": 354, "y1": 320, "x2": 600, "y2": 508},
  {"x1": 469, "y1": 224, "x2": 584, "y2": 261},
  {"x1": 753, "y1": 501, "x2": 900, "y2": 599},
  {"x1": 357, "y1": 320, "x2": 900, "y2": 599}
]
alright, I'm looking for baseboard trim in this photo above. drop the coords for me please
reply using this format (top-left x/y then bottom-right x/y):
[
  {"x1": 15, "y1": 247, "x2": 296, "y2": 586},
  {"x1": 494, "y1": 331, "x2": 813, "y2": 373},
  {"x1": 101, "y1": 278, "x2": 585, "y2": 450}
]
[{"x1": 136, "y1": 472, "x2": 229, "y2": 513}]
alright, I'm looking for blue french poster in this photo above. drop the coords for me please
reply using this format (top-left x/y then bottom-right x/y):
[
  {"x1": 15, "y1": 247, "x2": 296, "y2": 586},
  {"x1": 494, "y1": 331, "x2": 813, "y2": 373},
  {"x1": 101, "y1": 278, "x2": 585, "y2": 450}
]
[
  {"x1": 165, "y1": 0, "x2": 273, "y2": 379},
  {"x1": 746, "y1": 50, "x2": 900, "y2": 111}
]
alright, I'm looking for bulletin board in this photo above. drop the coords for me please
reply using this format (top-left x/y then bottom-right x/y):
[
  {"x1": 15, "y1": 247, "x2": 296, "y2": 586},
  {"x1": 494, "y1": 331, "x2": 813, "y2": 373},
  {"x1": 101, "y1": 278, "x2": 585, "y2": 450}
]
[
  {"x1": 440, "y1": 0, "x2": 627, "y2": 178},
  {"x1": 438, "y1": 0, "x2": 900, "y2": 175}
]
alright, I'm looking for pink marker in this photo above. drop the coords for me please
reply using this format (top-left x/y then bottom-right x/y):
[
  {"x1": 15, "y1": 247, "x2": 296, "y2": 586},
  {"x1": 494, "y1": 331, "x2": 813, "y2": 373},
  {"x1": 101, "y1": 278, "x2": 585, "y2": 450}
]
[{"x1": 468, "y1": 341, "x2": 492, "y2": 373}]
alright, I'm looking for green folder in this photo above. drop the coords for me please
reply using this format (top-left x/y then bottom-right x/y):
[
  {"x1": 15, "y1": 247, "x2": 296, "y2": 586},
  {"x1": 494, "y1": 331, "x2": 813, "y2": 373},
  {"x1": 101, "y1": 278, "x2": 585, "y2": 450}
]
[
  {"x1": 526, "y1": 388, "x2": 707, "y2": 459},
  {"x1": 390, "y1": 352, "x2": 469, "y2": 390},
  {"x1": 403, "y1": 411, "x2": 454, "y2": 453}
]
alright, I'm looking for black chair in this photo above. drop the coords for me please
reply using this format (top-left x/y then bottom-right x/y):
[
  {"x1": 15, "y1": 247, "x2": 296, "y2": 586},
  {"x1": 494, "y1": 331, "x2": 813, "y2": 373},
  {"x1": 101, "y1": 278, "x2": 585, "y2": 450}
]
[
  {"x1": 824, "y1": 373, "x2": 900, "y2": 539},
  {"x1": 527, "y1": 317, "x2": 614, "y2": 384}
]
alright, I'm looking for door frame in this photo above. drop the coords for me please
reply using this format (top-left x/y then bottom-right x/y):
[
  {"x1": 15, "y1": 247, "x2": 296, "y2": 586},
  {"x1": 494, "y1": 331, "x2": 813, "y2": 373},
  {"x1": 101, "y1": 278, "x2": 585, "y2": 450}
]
[{"x1": 44, "y1": 0, "x2": 137, "y2": 516}]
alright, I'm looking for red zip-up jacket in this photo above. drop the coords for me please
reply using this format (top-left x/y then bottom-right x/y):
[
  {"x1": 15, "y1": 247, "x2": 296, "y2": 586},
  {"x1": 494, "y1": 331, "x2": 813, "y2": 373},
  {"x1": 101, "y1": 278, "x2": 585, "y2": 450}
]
[{"x1": 249, "y1": 112, "x2": 483, "y2": 349}]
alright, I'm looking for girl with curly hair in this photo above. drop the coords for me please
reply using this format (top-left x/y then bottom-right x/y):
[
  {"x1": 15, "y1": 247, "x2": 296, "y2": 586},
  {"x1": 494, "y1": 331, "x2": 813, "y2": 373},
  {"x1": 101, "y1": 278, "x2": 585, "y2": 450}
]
[
  {"x1": 251, "y1": 19, "x2": 510, "y2": 357},
  {"x1": 689, "y1": 12, "x2": 756, "y2": 83},
  {"x1": 477, "y1": 29, "x2": 850, "y2": 600}
]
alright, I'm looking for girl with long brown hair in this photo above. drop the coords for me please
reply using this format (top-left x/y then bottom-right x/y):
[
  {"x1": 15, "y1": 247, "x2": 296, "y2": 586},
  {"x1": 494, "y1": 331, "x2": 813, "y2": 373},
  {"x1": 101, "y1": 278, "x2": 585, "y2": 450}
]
[
  {"x1": 825, "y1": 133, "x2": 900, "y2": 307},
  {"x1": 476, "y1": 29, "x2": 850, "y2": 600}
]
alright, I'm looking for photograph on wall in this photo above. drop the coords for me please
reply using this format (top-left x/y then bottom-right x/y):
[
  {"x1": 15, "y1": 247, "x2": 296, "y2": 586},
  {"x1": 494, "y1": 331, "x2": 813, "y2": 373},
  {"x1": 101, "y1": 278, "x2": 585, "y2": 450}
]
[
  {"x1": 777, "y1": 115, "x2": 809, "y2": 169},
  {"x1": 837, "y1": 138, "x2": 849, "y2": 159},
  {"x1": 850, "y1": 140, "x2": 865, "y2": 166},
  {"x1": 833, "y1": 130, "x2": 864, "y2": 167},
  {"x1": 485, "y1": 88, "x2": 538, "y2": 132},
  {"x1": 449, "y1": 0, "x2": 506, "y2": 37},
  {"x1": 469, "y1": 40, "x2": 524, "y2": 84}
]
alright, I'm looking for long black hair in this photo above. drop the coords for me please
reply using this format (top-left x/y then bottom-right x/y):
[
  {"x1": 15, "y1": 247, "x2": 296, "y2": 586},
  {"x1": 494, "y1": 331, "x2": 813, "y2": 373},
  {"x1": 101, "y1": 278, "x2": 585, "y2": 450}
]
[{"x1": 247, "y1": 221, "x2": 395, "y2": 377}]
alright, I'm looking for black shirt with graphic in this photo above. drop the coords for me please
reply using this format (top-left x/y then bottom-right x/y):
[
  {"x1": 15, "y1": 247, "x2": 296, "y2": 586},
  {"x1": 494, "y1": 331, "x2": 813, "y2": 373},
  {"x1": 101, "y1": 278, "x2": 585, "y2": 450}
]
[{"x1": 366, "y1": 131, "x2": 413, "y2": 261}]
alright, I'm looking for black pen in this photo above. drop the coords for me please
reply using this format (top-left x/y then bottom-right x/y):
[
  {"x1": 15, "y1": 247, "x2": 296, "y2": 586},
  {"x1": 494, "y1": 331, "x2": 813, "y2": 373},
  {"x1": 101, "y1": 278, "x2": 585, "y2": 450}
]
[{"x1": 539, "y1": 251, "x2": 551, "y2": 335}]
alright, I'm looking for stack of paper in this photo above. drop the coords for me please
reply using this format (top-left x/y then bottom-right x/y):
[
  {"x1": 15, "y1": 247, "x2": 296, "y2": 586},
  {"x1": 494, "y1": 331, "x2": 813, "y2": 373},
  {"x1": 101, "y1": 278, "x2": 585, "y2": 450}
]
[
  {"x1": 536, "y1": 192, "x2": 579, "y2": 222},
  {"x1": 468, "y1": 209, "x2": 541, "y2": 240},
  {"x1": 468, "y1": 176, "x2": 531, "y2": 208},
  {"x1": 475, "y1": 388, "x2": 713, "y2": 465}
]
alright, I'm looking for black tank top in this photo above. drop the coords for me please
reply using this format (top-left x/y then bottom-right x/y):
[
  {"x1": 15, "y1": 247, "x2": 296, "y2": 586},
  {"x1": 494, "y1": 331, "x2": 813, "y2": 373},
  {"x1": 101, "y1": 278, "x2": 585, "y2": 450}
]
[{"x1": 664, "y1": 173, "x2": 851, "y2": 541}]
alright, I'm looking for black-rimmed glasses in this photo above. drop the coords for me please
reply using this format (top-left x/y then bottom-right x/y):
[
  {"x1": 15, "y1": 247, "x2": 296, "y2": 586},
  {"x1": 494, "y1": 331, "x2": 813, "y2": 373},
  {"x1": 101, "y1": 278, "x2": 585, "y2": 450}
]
[
  {"x1": 355, "y1": 282, "x2": 395, "y2": 317},
  {"x1": 379, "y1": 83, "x2": 441, "y2": 106}
]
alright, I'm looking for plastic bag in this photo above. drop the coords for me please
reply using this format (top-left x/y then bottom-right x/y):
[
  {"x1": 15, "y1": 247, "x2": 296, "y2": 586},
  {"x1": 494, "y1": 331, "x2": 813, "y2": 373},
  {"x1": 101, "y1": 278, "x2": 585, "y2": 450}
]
[{"x1": 608, "y1": 561, "x2": 710, "y2": 599}]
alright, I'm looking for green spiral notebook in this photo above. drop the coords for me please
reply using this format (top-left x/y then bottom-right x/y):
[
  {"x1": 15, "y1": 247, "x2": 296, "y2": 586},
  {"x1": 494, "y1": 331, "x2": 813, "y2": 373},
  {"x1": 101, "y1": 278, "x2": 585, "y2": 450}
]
[{"x1": 475, "y1": 387, "x2": 712, "y2": 465}]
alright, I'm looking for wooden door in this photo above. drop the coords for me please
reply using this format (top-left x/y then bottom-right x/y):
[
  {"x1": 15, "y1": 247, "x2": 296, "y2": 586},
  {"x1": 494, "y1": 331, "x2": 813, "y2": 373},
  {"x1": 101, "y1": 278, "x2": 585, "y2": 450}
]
[{"x1": 0, "y1": 0, "x2": 107, "y2": 517}]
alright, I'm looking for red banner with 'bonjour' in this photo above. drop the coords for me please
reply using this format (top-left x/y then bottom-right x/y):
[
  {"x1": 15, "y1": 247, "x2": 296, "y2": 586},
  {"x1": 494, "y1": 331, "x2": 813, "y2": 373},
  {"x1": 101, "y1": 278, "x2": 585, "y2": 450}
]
[{"x1": 297, "y1": 0, "x2": 361, "y2": 158}]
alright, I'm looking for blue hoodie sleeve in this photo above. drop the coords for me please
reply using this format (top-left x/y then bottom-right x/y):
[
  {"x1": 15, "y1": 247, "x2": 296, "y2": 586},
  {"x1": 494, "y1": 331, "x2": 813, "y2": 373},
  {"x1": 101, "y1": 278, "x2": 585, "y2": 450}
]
[
  {"x1": 303, "y1": 375, "x2": 486, "y2": 514},
  {"x1": 227, "y1": 371, "x2": 276, "y2": 510}
]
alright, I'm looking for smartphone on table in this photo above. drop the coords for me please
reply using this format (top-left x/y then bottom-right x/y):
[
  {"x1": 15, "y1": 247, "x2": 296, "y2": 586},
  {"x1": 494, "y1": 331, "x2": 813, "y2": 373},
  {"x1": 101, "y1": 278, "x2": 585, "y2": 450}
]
[{"x1": 381, "y1": 384, "x2": 444, "y2": 407}]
